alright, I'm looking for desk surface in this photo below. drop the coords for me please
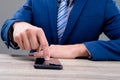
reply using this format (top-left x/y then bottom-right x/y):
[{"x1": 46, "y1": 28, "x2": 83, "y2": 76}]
[{"x1": 0, "y1": 53, "x2": 120, "y2": 80}]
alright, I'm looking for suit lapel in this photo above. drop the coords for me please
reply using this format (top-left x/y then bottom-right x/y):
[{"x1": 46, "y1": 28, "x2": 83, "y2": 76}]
[
  {"x1": 47, "y1": 0, "x2": 58, "y2": 44},
  {"x1": 60, "y1": 0, "x2": 88, "y2": 44}
]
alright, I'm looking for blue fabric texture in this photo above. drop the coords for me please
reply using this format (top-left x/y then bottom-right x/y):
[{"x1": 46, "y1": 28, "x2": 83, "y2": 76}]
[{"x1": 1, "y1": 0, "x2": 120, "y2": 60}]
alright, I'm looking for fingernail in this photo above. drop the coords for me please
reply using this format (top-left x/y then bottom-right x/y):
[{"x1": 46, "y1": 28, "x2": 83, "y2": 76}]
[{"x1": 45, "y1": 56, "x2": 50, "y2": 60}]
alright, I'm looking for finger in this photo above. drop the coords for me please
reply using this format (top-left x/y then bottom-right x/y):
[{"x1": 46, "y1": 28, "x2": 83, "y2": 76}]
[
  {"x1": 28, "y1": 46, "x2": 42, "y2": 57},
  {"x1": 37, "y1": 28, "x2": 50, "y2": 60},
  {"x1": 27, "y1": 29, "x2": 39, "y2": 50},
  {"x1": 13, "y1": 34, "x2": 24, "y2": 50},
  {"x1": 21, "y1": 32, "x2": 31, "y2": 50},
  {"x1": 32, "y1": 51, "x2": 44, "y2": 58},
  {"x1": 37, "y1": 45, "x2": 42, "y2": 52},
  {"x1": 28, "y1": 53, "x2": 34, "y2": 56}
]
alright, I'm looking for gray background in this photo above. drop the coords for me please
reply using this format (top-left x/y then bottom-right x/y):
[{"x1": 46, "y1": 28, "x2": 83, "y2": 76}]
[{"x1": 0, "y1": 0, "x2": 120, "y2": 54}]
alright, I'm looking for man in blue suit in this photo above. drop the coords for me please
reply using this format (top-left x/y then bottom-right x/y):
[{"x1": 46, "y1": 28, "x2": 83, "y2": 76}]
[{"x1": 1, "y1": 0, "x2": 120, "y2": 60}]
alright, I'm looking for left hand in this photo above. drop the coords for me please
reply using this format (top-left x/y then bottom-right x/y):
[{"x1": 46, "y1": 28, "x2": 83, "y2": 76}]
[{"x1": 31, "y1": 44, "x2": 90, "y2": 59}]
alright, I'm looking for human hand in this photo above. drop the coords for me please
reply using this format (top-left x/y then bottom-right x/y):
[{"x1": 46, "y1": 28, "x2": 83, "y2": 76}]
[
  {"x1": 32, "y1": 44, "x2": 89, "y2": 59},
  {"x1": 13, "y1": 22, "x2": 50, "y2": 60}
]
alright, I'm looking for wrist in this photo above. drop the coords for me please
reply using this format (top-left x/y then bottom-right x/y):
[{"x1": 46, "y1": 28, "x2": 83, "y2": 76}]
[{"x1": 75, "y1": 44, "x2": 90, "y2": 58}]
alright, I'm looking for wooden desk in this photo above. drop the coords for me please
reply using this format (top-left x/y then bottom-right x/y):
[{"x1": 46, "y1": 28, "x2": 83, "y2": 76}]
[{"x1": 0, "y1": 53, "x2": 120, "y2": 80}]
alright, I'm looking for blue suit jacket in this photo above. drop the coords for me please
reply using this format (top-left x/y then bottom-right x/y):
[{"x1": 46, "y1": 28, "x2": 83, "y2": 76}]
[{"x1": 1, "y1": 0, "x2": 120, "y2": 60}]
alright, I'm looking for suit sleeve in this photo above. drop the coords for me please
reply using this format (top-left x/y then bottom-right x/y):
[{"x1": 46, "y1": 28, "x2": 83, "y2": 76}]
[
  {"x1": 84, "y1": 0, "x2": 120, "y2": 60},
  {"x1": 1, "y1": 0, "x2": 32, "y2": 49}
]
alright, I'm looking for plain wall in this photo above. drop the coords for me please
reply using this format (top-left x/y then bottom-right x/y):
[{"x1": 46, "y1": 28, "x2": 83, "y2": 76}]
[
  {"x1": 0, "y1": 0, "x2": 120, "y2": 54},
  {"x1": 0, "y1": 0, "x2": 27, "y2": 54}
]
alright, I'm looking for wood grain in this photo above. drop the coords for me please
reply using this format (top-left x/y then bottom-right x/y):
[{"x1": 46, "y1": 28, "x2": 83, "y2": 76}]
[{"x1": 0, "y1": 53, "x2": 120, "y2": 80}]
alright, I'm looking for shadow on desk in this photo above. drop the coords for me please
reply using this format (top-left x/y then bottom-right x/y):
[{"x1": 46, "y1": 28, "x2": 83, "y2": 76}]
[{"x1": 10, "y1": 54, "x2": 35, "y2": 61}]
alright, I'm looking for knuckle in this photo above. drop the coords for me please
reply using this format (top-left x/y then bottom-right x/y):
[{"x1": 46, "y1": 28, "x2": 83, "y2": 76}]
[
  {"x1": 38, "y1": 28, "x2": 44, "y2": 33},
  {"x1": 41, "y1": 43, "x2": 48, "y2": 49},
  {"x1": 13, "y1": 34, "x2": 20, "y2": 42},
  {"x1": 20, "y1": 32, "x2": 27, "y2": 38},
  {"x1": 25, "y1": 28, "x2": 32, "y2": 34},
  {"x1": 27, "y1": 29, "x2": 36, "y2": 37},
  {"x1": 31, "y1": 43, "x2": 39, "y2": 50},
  {"x1": 38, "y1": 27, "x2": 43, "y2": 31},
  {"x1": 24, "y1": 44, "x2": 31, "y2": 50},
  {"x1": 26, "y1": 27, "x2": 38, "y2": 35}
]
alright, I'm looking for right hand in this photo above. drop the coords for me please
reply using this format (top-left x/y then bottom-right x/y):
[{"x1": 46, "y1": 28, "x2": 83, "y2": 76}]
[{"x1": 13, "y1": 22, "x2": 50, "y2": 60}]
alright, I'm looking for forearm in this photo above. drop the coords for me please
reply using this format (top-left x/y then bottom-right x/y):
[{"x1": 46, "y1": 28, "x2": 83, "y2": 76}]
[
  {"x1": 72, "y1": 44, "x2": 90, "y2": 58},
  {"x1": 48, "y1": 44, "x2": 90, "y2": 59}
]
